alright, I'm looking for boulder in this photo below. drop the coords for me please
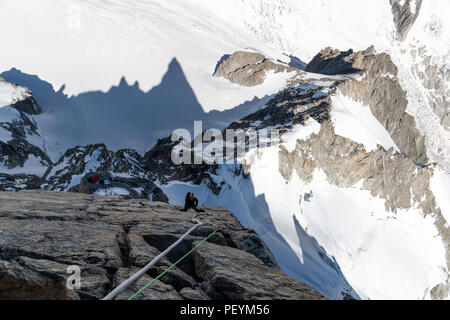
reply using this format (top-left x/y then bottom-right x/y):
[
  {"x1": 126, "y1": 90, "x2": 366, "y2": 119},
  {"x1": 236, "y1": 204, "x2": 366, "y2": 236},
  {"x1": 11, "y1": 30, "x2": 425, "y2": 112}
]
[
  {"x1": 305, "y1": 47, "x2": 364, "y2": 75},
  {"x1": 213, "y1": 51, "x2": 301, "y2": 87}
]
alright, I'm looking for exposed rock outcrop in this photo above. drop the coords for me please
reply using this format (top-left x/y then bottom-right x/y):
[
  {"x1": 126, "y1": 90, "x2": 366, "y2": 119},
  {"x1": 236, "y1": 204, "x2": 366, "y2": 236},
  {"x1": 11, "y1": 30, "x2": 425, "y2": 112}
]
[
  {"x1": 306, "y1": 46, "x2": 428, "y2": 164},
  {"x1": 390, "y1": 0, "x2": 423, "y2": 40},
  {"x1": 43, "y1": 144, "x2": 141, "y2": 190},
  {"x1": 144, "y1": 135, "x2": 220, "y2": 188},
  {"x1": 0, "y1": 190, "x2": 324, "y2": 300},
  {"x1": 213, "y1": 51, "x2": 302, "y2": 87},
  {"x1": 278, "y1": 120, "x2": 437, "y2": 215},
  {"x1": 10, "y1": 95, "x2": 42, "y2": 115},
  {"x1": 0, "y1": 138, "x2": 51, "y2": 173}
]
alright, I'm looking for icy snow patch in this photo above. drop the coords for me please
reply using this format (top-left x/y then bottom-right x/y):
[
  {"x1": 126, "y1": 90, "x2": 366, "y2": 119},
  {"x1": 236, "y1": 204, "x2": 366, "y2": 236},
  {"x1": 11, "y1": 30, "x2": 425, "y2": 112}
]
[
  {"x1": 281, "y1": 118, "x2": 321, "y2": 153},
  {"x1": 331, "y1": 93, "x2": 400, "y2": 153},
  {"x1": 0, "y1": 79, "x2": 29, "y2": 108},
  {"x1": 430, "y1": 168, "x2": 450, "y2": 225},
  {"x1": 299, "y1": 170, "x2": 447, "y2": 300}
]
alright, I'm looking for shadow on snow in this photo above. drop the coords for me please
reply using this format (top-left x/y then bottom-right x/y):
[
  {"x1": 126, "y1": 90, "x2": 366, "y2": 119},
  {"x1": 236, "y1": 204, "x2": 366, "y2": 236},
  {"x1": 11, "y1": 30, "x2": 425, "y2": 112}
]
[{"x1": 1, "y1": 58, "x2": 270, "y2": 159}]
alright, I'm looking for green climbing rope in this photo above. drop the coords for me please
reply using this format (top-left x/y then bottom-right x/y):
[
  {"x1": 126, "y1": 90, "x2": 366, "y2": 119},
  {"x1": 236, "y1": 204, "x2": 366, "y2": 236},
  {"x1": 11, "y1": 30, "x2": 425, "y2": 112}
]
[{"x1": 128, "y1": 227, "x2": 219, "y2": 300}]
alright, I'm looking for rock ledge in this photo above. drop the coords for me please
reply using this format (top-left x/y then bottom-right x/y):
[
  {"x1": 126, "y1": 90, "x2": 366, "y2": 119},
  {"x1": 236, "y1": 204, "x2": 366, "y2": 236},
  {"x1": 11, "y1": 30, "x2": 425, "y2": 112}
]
[{"x1": 0, "y1": 190, "x2": 324, "y2": 300}]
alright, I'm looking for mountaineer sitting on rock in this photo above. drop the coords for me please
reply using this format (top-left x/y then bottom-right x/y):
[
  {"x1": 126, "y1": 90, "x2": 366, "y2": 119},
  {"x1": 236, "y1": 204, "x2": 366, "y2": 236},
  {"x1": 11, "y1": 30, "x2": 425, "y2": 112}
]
[{"x1": 182, "y1": 192, "x2": 205, "y2": 213}]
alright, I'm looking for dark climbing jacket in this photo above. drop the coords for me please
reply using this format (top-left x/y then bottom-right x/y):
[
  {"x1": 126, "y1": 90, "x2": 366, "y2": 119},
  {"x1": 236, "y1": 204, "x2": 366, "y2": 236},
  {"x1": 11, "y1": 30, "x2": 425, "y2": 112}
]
[{"x1": 183, "y1": 193, "x2": 204, "y2": 212}]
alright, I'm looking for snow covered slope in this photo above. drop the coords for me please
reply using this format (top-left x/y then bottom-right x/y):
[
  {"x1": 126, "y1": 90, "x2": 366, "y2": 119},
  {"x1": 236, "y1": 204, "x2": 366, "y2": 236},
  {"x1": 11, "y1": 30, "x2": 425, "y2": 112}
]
[
  {"x1": 0, "y1": 78, "x2": 49, "y2": 176},
  {"x1": 330, "y1": 93, "x2": 400, "y2": 153},
  {"x1": 158, "y1": 87, "x2": 449, "y2": 300},
  {"x1": 0, "y1": 80, "x2": 29, "y2": 108}
]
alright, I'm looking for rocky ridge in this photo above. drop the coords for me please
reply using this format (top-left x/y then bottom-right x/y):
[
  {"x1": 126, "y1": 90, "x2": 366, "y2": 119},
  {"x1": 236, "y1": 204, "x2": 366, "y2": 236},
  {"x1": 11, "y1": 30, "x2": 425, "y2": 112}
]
[
  {"x1": 306, "y1": 46, "x2": 428, "y2": 164},
  {"x1": 213, "y1": 51, "x2": 302, "y2": 87},
  {"x1": 390, "y1": 0, "x2": 423, "y2": 40}
]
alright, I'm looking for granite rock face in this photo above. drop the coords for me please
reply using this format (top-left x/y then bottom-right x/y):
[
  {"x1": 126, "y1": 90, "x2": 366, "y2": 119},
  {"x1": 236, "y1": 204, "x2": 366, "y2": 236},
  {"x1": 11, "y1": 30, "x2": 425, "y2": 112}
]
[
  {"x1": 0, "y1": 190, "x2": 324, "y2": 300},
  {"x1": 410, "y1": 47, "x2": 450, "y2": 131},
  {"x1": 305, "y1": 47, "x2": 363, "y2": 76},
  {"x1": 390, "y1": 0, "x2": 423, "y2": 40},
  {"x1": 213, "y1": 51, "x2": 302, "y2": 87},
  {"x1": 194, "y1": 241, "x2": 323, "y2": 300}
]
